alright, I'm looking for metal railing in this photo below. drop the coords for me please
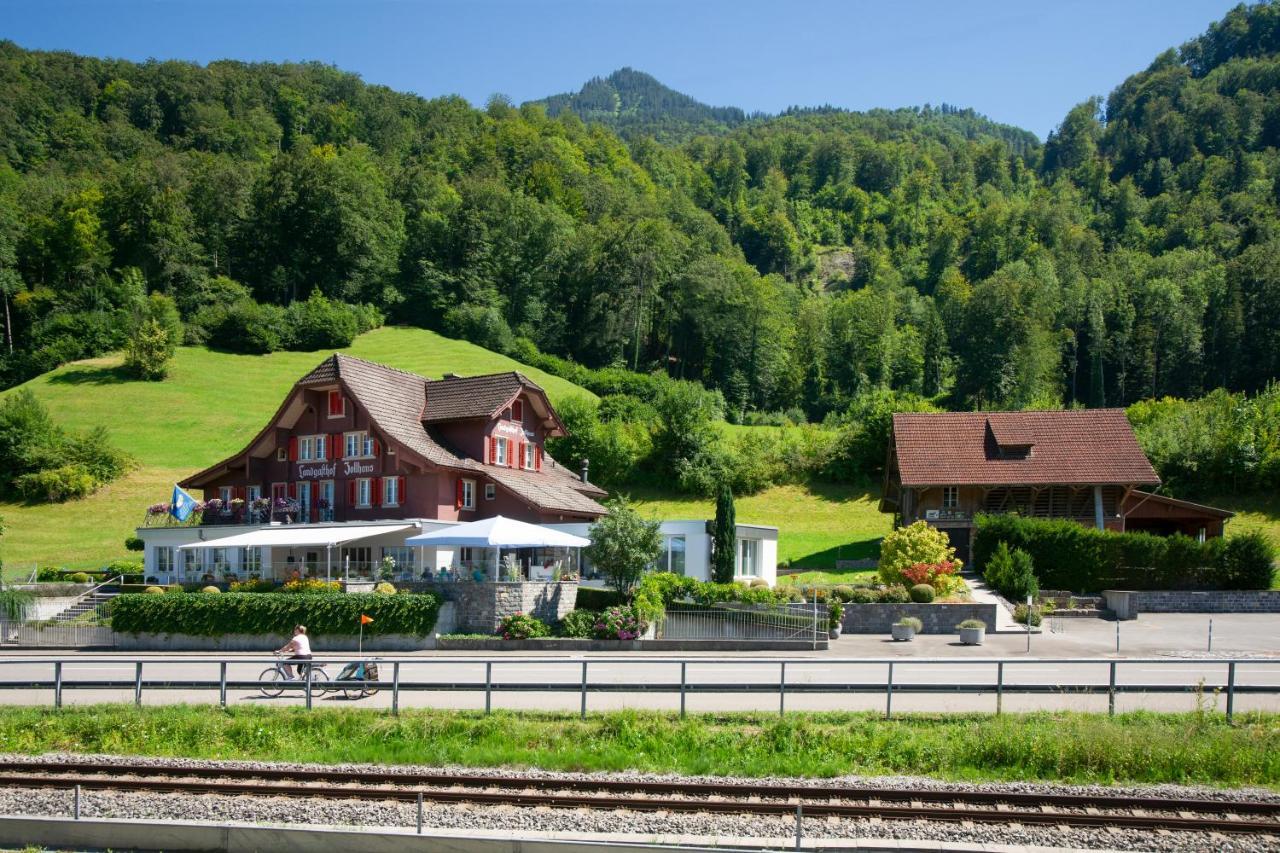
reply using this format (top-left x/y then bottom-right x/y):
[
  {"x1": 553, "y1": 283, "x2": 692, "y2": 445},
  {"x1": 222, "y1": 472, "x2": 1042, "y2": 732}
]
[
  {"x1": 0, "y1": 622, "x2": 117, "y2": 648},
  {"x1": 657, "y1": 606, "x2": 825, "y2": 644},
  {"x1": 0, "y1": 656, "x2": 1274, "y2": 720}
]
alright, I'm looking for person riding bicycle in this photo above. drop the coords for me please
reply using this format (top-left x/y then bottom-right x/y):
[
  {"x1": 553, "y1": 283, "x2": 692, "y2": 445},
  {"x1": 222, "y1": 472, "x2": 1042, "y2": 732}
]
[{"x1": 276, "y1": 624, "x2": 312, "y2": 679}]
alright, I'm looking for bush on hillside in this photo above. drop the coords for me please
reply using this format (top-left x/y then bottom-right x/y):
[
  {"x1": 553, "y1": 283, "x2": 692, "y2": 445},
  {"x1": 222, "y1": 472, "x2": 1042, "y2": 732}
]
[
  {"x1": 0, "y1": 390, "x2": 131, "y2": 503},
  {"x1": 973, "y1": 514, "x2": 1272, "y2": 592},
  {"x1": 111, "y1": 592, "x2": 440, "y2": 637},
  {"x1": 69, "y1": 572, "x2": 91, "y2": 584}
]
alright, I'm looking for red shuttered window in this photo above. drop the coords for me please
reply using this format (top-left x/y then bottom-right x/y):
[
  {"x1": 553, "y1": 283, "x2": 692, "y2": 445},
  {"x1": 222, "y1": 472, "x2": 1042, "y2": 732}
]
[
  {"x1": 535, "y1": 446, "x2": 542, "y2": 471},
  {"x1": 287, "y1": 436, "x2": 298, "y2": 462},
  {"x1": 372, "y1": 477, "x2": 381, "y2": 508},
  {"x1": 328, "y1": 390, "x2": 344, "y2": 417},
  {"x1": 348, "y1": 480, "x2": 358, "y2": 507},
  {"x1": 455, "y1": 478, "x2": 463, "y2": 509}
]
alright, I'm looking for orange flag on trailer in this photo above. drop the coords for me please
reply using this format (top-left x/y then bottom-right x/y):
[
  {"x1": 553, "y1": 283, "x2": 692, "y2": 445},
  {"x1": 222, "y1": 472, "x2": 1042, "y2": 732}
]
[{"x1": 360, "y1": 614, "x2": 374, "y2": 625}]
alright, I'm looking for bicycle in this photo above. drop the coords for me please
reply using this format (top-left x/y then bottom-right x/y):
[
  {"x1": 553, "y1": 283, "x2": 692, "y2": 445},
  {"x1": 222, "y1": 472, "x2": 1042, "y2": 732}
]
[{"x1": 258, "y1": 653, "x2": 329, "y2": 698}]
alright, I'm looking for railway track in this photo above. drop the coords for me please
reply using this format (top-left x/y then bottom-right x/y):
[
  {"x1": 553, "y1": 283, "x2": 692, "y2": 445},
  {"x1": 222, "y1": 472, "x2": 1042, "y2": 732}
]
[{"x1": 3, "y1": 759, "x2": 1278, "y2": 836}]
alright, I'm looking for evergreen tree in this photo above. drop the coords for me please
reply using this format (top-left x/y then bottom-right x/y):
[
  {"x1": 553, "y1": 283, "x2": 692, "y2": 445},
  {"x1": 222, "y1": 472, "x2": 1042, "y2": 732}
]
[{"x1": 711, "y1": 483, "x2": 737, "y2": 584}]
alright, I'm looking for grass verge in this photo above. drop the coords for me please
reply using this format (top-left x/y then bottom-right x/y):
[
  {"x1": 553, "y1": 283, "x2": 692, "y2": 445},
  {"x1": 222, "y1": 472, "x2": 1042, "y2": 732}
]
[{"x1": 0, "y1": 705, "x2": 1276, "y2": 787}]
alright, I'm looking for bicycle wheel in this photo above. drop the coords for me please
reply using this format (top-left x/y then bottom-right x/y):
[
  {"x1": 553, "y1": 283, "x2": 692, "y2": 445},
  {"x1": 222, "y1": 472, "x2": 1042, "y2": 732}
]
[
  {"x1": 307, "y1": 667, "x2": 330, "y2": 693},
  {"x1": 258, "y1": 667, "x2": 285, "y2": 698}
]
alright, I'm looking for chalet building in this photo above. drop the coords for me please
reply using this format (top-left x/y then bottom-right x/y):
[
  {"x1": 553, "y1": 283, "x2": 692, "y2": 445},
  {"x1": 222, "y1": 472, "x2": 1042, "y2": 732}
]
[
  {"x1": 880, "y1": 410, "x2": 1232, "y2": 562},
  {"x1": 180, "y1": 353, "x2": 608, "y2": 526},
  {"x1": 137, "y1": 355, "x2": 609, "y2": 583}
]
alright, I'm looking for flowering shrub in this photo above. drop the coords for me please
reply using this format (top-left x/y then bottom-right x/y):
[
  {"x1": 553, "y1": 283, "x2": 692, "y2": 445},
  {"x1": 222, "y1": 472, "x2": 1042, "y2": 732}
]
[
  {"x1": 281, "y1": 578, "x2": 341, "y2": 595},
  {"x1": 593, "y1": 605, "x2": 647, "y2": 640},
  {"x1": 879, "y1": 521, "x2": 961, "y2": 585},
  {"x1": 901, "y1": 560, "x2": 959, "y2": 591},
  {"x1": 557, "y1": 609, "x2": 599, "y2": 638},
  {"x1": 205, "y1": 498, "x2": 224, "y2": 512},
  {"x1": 229, "y1": 578, "x2": 276, "y2": 593},
  {"x1": 498, "y1": 612, "x2": 550, "y2": 640},
  {"x1": 147, "y1": 502, "x2": 170, "y2": 515}
]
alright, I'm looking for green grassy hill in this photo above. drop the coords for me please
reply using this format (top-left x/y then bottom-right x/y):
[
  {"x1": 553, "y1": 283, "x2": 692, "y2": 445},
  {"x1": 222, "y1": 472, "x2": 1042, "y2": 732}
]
[{"x1": 0, "y1": 327, "x2": 890, "y2": 575}]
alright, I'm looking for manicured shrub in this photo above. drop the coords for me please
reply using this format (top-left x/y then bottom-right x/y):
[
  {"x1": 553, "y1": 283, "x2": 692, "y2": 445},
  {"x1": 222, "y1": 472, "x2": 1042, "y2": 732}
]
[
  {"x1": 69, "y1": 571, "x2": 91, "y2": 584},
  {"x1": 143, "y1": 586, "x2": 165, "y2": 595},
  {"x1": 575, "y1": 587, "x2": 627, "y2": 610},
  {"x1": 832, "y1": 585, "x2": 855, "y2": 602},
  {"x1": 983, "y1": 542, "x2": 1039, "y2": 601},
  {"x1": 973, "y1": 513, "x2": 1269, "y2": 592},
  {"x1": 956, "y1": 618, "x2": 987, "y2": 630},
  {"x1": 880, "y1": 584, "x2": 911, "y2": 604},
  {"x1": 228, "y1": 578, "x2": 275, "y2": 593},
  {"x1": 200, "y1": 586, "x2": 221, "y2": 594},
  {"x1": 281, "y1": 578, "x2": 342, "y2": 594},
  {"x1": 111, "y1": 592, "x2": 440, "y2": 637},
  {"x1": 880, "y1": 521, "x2": 961, "y2": 585},
  {"x1": 749, "y1": 578, "x2": 770, "y2": 588},
  {"x1": 909, "y1": 583, "x2": 935, "y2": 603},
  {"x1": 1220, "y1": 531, "x2": 1276, "y2": 589},
  {"x1": 124, "y1": 536, "x2": 145, "y2": 552},
  {"x1": 557, "y1": 609, "x2": 599, "y2": 638},
  {"x1": 374, "y1": 582, "x2": 396, "y2": 595},
  {"x1": 894, "y1": 616, "x2": 923, "y2": 631},
  {"x1": 498, "y1": 612, "x2": 550, "y2": 640},
  {"x1": 848, "y1": 587, "x2": 877, "y2": 604}
]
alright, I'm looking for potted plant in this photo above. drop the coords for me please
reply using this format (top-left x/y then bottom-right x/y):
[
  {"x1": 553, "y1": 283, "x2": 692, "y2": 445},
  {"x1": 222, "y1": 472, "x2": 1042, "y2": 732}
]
[
  {"x1": 957, "y1": 618, "x2": 987, "y2": 645},
  {"x1": 828, "y1": 600, "x2": 844, "y2": 639},
  {"x1": 891, "y1": 616, "x2": 922, "y2": 641}
]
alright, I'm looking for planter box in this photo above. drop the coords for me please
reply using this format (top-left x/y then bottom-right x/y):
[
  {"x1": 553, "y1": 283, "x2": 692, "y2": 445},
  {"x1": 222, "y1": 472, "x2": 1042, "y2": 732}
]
[
  {"x1": 890, "y1": 624, "x2": 916, "y2": 641},
  {"x1": 840, "y1": 602, "x2": 997, "y2": 634},
  {"x1": 958, "y1": 627, "x2": 985, "y2": 645}
]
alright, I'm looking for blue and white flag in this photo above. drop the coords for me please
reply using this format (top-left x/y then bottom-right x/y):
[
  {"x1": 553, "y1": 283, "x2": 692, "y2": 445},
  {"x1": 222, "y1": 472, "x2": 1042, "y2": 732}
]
[{"x1": 170, "y1": 484, "x2": 200, "y2": 522}]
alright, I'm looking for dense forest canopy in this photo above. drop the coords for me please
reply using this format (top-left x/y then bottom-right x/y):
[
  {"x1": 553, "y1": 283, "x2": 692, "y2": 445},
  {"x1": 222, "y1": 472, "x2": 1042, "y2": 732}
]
[{"x1": 3, "y1": 1, "x2": 1280, "y2": 435}]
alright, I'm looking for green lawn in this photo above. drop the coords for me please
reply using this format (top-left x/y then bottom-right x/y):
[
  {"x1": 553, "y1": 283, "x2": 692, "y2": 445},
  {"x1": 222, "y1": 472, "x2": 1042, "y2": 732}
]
[
  {"x1": 0, "y1": 705, "x2": 1274, "y2": 786},
  {"x1": 629, "y1": 481, "x2": 890, "y2": 569},
  {"x1": 777, "y1": 569, "x2": 879, "y2": 586},
  {"x1": 0, "y1": 327, "x2": 594, "y2": 575}
]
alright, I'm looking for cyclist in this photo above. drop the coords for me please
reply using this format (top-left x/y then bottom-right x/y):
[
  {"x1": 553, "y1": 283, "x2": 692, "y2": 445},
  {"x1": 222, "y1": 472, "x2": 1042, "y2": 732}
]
[{"x1": 276, "y1": 624, "x2": 312, "y2": 679}]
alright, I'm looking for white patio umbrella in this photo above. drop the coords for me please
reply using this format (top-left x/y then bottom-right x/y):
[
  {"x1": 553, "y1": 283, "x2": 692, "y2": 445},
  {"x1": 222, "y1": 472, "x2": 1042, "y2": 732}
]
[{"x1": 404, "y1": 515, "x2": 590, "y2": 548}]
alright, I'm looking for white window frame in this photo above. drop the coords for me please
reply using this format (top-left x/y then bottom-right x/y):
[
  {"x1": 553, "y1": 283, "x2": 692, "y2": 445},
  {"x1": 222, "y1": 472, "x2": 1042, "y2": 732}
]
[
  {"x1": 156, "y1": 546, "x2": 174, "y2": 575},
  {"x1": 494, "y1": 437, "x2": 508, "y2": 466},
  {"x1": 299, "y1": 436, "x2": 314, "y2": 461},
  {"x1": 484, "y1": 482, "x2": 496, "y2": 501},
  {"x1": 314, "y1": 434, "x2": 327, "y2": 460},
  {"x1": 219, "y1": 486, "x2": 233, "y2": 505},
  {"x1": 523, "y1": 442, "x2": 535, "y2": 470},
  {"x1": 356, "y1": 478, "x2": 372, "y2": 508},
  {"x1": 277, "y1": 446, "x2": 287, "y2": 462},
  {"x1": 942, "y1": 486, "x2": 959, "y2": 510},
  {"x1": 382, "y1": 476, "x2": 400, "y2": 507},
  {"x1": 247, "y1": 485, "x2": 261, "y2": 503},
  {"x1": 345, "y1": 431, "x2": 369, "y2": 459},
  {"x1": 736, "y1": 538, "x2": 760, "y2": 578},
  {"x1": 461, "y1": 479, "x2": 476, "y2": 510}
]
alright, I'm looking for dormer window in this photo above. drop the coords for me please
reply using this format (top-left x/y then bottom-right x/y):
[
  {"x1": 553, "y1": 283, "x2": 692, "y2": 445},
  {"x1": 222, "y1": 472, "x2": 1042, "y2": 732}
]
[
  {"x1": 987, "y1": 418, "x2": 1036, "y2": 459},
  {"x1": 327, "y1": 390, "x2": 345, "y2": 418}
]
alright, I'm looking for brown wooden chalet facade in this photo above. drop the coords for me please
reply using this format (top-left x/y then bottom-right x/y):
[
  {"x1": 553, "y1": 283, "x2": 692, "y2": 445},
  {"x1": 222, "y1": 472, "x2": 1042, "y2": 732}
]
[
  {"x1": 880, "y1": 410, "x2": 1232, "y2": 561},
  {"x1": 180, "y1": 354, "x2": 608, "y2": 526}
]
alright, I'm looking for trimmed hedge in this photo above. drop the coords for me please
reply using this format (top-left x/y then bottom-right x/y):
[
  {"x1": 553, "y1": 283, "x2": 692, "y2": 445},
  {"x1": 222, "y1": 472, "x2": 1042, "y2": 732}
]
[
  {"x1": 110, "y1": 592, "x2": 440, "y2": 637},
  {"x1": 574, "y1": 587, "x2": 627, "y2": 610},
  {"x1": 973, "y1": 514, "x2": 1274, "y2": 592}
]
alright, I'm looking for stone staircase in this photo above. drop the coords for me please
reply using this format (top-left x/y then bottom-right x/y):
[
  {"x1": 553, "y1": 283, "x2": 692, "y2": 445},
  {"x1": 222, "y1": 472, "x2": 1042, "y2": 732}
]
[{"x1": 50, "y1": 585, "x2": 122, "y2": 622}]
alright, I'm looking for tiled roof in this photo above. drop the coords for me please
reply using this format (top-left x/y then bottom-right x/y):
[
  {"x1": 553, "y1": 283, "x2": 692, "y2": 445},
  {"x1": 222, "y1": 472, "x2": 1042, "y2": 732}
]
[
  {"x1": 892, "y1": 410, "x2": 1161, "y2": 487},
  {"x1": 487, "y1": 465, "x2": 609, "y2": 516},
  {"x1": 423, "y1": 372, "x2": 543, "y2": 423}
]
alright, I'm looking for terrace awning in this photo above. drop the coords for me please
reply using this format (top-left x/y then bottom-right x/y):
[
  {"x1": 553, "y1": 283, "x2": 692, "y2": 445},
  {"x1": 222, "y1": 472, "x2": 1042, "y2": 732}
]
[
  {"x1": 404, "y1": 515, "x2": 590, "y2": 549},
  {"x1": 176, "y1": 523, "x2": 414, "y2": 550}
]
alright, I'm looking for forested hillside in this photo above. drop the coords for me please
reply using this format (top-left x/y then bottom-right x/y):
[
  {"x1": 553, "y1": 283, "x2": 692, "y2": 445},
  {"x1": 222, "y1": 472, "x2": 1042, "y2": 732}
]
[
  {"x1": 531, "y1": 67, "x2": 747, "y2": 142},
  {"x1": 2, "y1": 1, "x2": 1280, "y2": 431}
]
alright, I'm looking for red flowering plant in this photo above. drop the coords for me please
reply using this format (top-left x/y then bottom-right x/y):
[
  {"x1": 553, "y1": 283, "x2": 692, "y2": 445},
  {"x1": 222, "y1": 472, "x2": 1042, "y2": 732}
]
[{"x1": 901, "y1": 561, "x2": 959, "y2": 591}]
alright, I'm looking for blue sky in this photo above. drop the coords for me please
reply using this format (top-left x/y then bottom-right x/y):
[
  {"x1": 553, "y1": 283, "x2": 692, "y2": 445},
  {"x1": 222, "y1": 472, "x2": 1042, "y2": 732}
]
[{"x1": 0, "y1": 0, "x2": 1241, "y2": 138}]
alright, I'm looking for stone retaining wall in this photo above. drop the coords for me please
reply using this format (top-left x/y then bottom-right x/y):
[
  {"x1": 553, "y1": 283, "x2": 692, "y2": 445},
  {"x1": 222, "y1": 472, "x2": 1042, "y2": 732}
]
[
  {"x1": 408, "y1": 581, "x2": 577, "y2": 632},
  {"x1": 436, "y1": 637, "x2": 828, "y2": 652},
  {"x1": 840, "y1": 602, "x2": 998, "y2": 634},
  {"x1": 1129, "y1": 589, "x2": 1280, "y2": 613}
]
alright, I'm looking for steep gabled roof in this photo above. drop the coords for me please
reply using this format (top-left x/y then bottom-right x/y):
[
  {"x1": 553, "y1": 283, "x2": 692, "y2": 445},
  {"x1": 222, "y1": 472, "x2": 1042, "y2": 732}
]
[
  {"x1": 891, "y1": 410, "x2": 1161, "y2": 488},
  {"x1": 423, "y1": 372, "x2": 543, "y2": 421}
]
